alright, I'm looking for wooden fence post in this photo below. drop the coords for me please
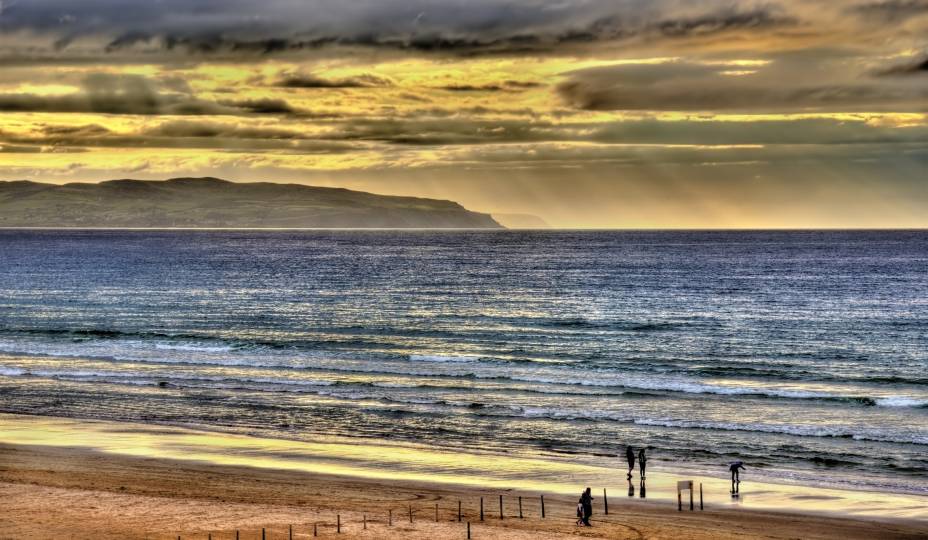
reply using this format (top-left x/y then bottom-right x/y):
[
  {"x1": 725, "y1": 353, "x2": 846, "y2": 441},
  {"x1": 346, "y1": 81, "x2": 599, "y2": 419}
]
[
  {"x1": 480, "y1": 497, "x2": 484, "y2": 521},
  {"x1": 313, "y1": 523, "x2": 317, "y2": 537},
  {"x1": 262, "y1": 528, "x2": 266, "y2": 540},
  {"x1": 700, "y1": 483, "x2": 704, "y2": 510},
  {"x1": 540, "y1": 495, "x2": 545, "y2": 518},
  {"x1": 409, "y1": 504, "x2": 414, "y2": 523},
  {"x1": 289, "y1": 524, "x2": 293, "y2": 540},
  {"x1": 337, "y1": 514, "x2": 341, "y2": 533},
  {"x1": 467, "y1": 521, "x2": 471, "y2": 539},
  {"x1": 518, "y1": 496, "x2": 523, "y2": 519},
  {"x1": 364, "y1": 514, "x2": 367, "y2": 529},
  {"x1": 499, "y1": 495, "x2": 503, "y2": 519},
  {"x1": 435, "y1": 503, "x2": 439, "y2": 522},
  {"x1": 389, "y1": 509, "x2": 393, "y2": 526},
  {"x1": 458, "y1": 500, "x2": 462, "y2": 522},
  {"x1": 604, "y1": 488, "x2": 609, "y2": 515}
]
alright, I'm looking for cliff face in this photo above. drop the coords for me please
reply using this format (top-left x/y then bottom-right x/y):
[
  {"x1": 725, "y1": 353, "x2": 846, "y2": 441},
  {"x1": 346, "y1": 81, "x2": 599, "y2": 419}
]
[{"x1": 0, "y1": 177, "x2": 502, "y2": 229}]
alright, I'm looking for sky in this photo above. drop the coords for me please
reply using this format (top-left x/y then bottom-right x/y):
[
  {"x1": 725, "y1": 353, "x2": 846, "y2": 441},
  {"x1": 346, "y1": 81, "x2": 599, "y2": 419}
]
[{"x1": 0, "y1": 0, "x2": 926, "y2": 228}]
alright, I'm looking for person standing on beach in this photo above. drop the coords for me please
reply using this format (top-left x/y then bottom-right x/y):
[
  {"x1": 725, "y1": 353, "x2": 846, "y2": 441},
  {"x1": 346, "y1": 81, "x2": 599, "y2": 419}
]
[
  {"x1": 580, "y1": 487, "x2": 594, "y2": 526},
  {"x1": 729, "y1": 461, "x2": 746, "y2": 493},
  {"x1": 638, "y1": 448, "x2": 647, "y2": 479},
  {"x1": 626, "y1": 445, "x2": 636, "y2": 479}
]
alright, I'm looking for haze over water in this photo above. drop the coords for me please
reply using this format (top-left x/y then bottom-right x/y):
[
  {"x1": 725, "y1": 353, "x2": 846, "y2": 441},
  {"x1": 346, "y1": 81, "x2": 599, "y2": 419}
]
[{"x1": 1, "y1": 230, "x2": 926, "y2": 496}]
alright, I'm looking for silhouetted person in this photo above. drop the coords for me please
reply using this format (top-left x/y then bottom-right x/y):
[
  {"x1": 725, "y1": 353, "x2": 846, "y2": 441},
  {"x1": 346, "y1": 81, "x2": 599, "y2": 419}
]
[
  {"x1": 729, "y1": 461, "x2": 746, "y2": 493},
  {"x1": 638, "y1": 448, "x2": 647, "y2": 479},
  {"x1": 580, "y1": 487, "x2": 594, "y2": 526},
  {"x1": 626, "y1": 445, "x2": 635, "y2": 479}
]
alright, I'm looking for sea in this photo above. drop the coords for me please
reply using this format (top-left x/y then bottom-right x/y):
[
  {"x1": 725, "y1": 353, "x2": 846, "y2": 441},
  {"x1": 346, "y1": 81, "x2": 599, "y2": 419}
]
[{"x1": 0, "y1": 229, "x2": 926, "y2": 496}]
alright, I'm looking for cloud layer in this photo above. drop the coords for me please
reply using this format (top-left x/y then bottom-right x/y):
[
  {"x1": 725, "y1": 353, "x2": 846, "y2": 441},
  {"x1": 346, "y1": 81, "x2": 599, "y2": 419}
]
[
  {"x1": 0, "y1": 1, "x2": 889, "y2": 60},
  {"x1": 1, "y1": 1, "x2": 927, "y2": 227}
]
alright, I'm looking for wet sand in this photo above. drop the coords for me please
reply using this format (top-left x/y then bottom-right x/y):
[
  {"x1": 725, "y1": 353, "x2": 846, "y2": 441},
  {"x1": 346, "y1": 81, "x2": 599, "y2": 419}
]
[
  {"x1": 1, "y1": 414, "x2": 927, "y2": 539},
  {"x1": 3, "y1": 443, "x2": 928, "y2": 540}
]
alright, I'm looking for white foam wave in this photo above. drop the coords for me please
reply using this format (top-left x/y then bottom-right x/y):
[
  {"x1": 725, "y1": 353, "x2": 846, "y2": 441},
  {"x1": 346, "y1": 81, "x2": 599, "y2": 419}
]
[
  {"x1": 3, "y1": 340, "x2": 927, "y2": 410},
  {"x1": 409, "y1": 354, "x2": 482, "y2": 363},
  {"x1": 874, "y1": 397, "x2": 928, "y2": 408},
  {"x1": 153, "y1": 342, "x2": 236, "y2": 353}
]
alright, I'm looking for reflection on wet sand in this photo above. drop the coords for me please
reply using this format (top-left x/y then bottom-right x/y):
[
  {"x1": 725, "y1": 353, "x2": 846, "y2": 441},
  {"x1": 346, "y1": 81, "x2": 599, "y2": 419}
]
[{"x1": 628, "y1": 478, "x2": 647, "y2": 499}]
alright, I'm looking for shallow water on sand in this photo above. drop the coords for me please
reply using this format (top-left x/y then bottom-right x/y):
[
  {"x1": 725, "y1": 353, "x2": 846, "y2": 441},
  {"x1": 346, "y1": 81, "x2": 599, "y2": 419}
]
[{"x1": 0, "y1": 230, "x2": 926, "y2": 498}]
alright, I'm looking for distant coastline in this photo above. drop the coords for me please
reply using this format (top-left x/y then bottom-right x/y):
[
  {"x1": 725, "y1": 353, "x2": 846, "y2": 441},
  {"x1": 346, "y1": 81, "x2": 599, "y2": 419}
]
[{"x1": 0, "y1": 177, "x2": 503, "y2": 229}]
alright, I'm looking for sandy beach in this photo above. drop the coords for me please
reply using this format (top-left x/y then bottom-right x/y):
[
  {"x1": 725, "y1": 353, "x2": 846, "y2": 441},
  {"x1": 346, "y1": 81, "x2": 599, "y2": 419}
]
[
  {"x1": 2, "y1": 415, "x2": 927, "y2": 540},
  {"x1": 3, "y1": 443, "x2": 928, "y2": 540}
]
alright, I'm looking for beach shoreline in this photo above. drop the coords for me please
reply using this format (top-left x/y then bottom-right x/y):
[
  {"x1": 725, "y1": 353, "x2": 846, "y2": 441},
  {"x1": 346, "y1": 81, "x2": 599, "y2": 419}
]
[
  {"x1": 3, "y1": 442, "x2": 928, "y2": 540},
  {"x1": 1, "y1": 414, "x2": 927, "y2": 539}
]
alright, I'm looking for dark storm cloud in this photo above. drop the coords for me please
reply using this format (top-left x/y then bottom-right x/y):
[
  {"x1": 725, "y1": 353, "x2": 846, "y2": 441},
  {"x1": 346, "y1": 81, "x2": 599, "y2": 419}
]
[
  {"x1": 159, "y1": 7, "x2": 798, "y2": 58},
  {"x1": 0, "y1": 1, "x2": 803, "y2": 59},
  {"x1": 878, "y1": 56, "x2": 928, "y2": 76},
  {"x1": 3, "y1": 114, "x2": 923, "y2": 150},
  {"x1": 647, "y1": 8, "x2": 796, "y2": 38},
  {"x1": 5, "y1": 113, "x2": 928, "y2": 163},
  {"x1": 587, "y1": 118, "x2": 928, "y2": 146},
  {"x1": 503, "y1": 80, "x2": 543, "y2": 89},
  {"x1": 41, "y1": 124, "x2": 111, "y2": 137},
  {"x1": 219, "y1": 98, "x2": 296, "y2": 114},
  {"x1": 104, "y1": 31, "x2": 155, "y2": 52},
  {"x1": 849, "y1": 0, "x2": 928, "y2": 22},
  {"x1": 210, "y1": 115, "x2": 928, "y2": 147},
  {"x1": 0, "y1": 73, "x2": 222, "y2": 114},
  {"x1": 439, "y1": 84, "x2": 506, "y2": 92},
  {"x1": 0, "y1": 120, "x2": 354, "y2": 153},
  {"x1": 0, "y1": 73, "x2": 305, "y2": 116},
  {"x1": 557, "y1": 58, "x2": 928, "y2": 112},
  {"x1": 0, "y1": 144, "x2": 44, "y2": 153},
  {"x1": 148, "y1": 120, "x2": 301, "y2": 140},
  {"x1": 437, "y1": 80, "x2": 542, "y2": 92},
  {"x1": 274, "y1": 72, "x2": 392, "y2": 88}
]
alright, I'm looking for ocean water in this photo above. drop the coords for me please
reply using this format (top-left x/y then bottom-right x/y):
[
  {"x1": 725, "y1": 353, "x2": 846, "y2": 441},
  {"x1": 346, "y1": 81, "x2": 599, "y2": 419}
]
[{"x1": 0, "y1": 230, "x2": 926, "y2": 495}]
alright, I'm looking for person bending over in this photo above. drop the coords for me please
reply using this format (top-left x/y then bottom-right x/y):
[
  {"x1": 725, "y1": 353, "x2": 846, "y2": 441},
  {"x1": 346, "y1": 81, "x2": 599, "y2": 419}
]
[{"x1": 729, "y1": 461, "x2": 746, "y2": 492}]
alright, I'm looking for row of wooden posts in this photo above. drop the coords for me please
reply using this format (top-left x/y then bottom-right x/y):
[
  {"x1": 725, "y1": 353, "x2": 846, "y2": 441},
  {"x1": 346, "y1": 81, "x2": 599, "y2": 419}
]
[{"x1": 177, "y1": 484, "x2": 704, "y2": 539}]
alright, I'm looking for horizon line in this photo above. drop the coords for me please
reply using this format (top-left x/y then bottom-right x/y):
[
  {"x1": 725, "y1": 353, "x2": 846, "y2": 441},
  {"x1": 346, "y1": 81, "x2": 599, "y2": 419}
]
[{"x1": 4, "y1": 227, "x2": 928, "y2": 232}]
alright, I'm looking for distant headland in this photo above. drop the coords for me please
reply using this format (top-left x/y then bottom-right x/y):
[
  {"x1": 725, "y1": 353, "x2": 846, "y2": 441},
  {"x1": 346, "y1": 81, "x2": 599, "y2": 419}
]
[{"x1": 0, "y1": 177, "x2": 502, "y2": 229}]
